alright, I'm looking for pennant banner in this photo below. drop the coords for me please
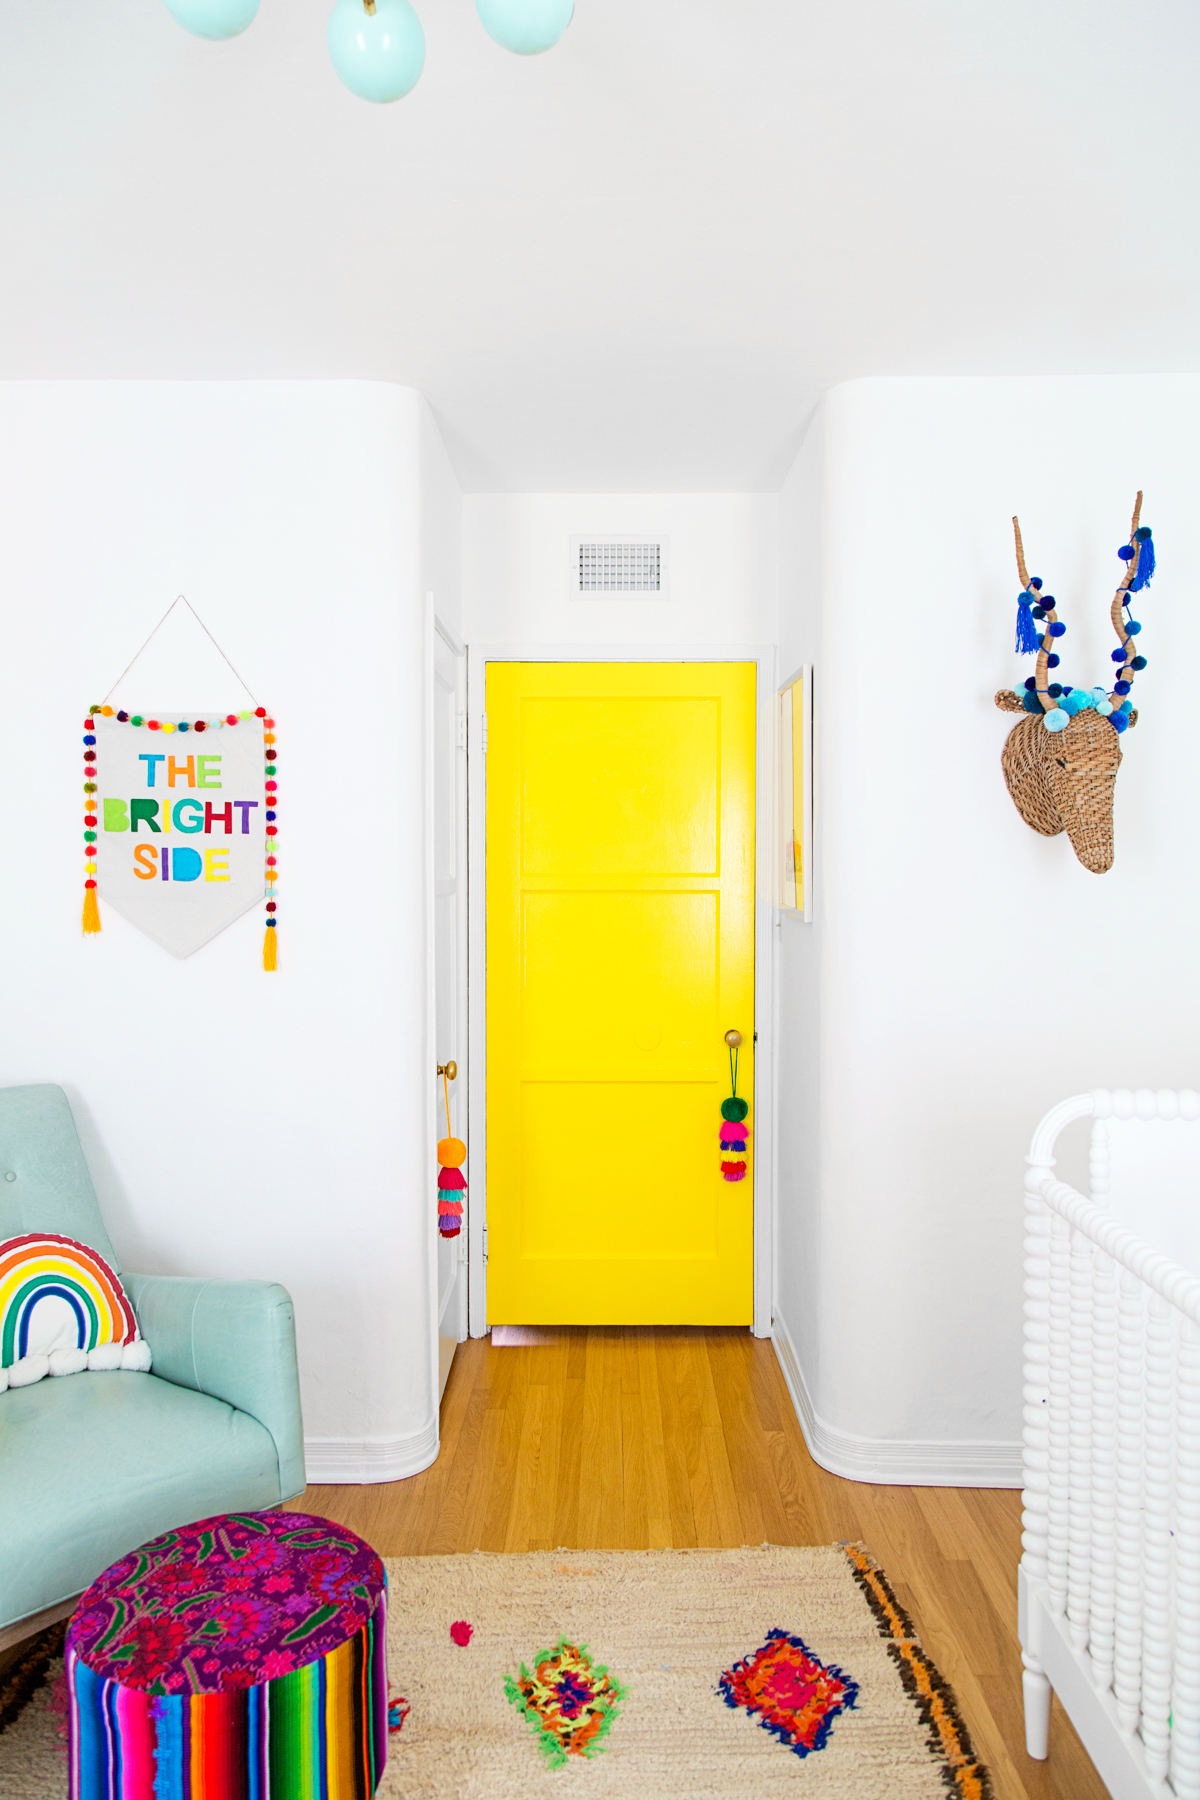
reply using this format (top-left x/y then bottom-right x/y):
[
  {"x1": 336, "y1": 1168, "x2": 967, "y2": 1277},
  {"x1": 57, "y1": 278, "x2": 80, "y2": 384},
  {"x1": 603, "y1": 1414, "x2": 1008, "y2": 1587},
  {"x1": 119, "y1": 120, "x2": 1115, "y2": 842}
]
[{"x1": 83, "y1": 706, "x2": 277, "y2": 964}]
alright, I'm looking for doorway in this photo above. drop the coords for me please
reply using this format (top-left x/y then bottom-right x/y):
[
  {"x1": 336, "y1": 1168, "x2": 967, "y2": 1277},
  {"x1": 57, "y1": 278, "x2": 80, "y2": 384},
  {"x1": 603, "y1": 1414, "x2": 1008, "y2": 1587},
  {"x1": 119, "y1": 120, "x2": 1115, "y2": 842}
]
[{"x1": 484, "y1": 661, "x2": 756, "y2": 1326}]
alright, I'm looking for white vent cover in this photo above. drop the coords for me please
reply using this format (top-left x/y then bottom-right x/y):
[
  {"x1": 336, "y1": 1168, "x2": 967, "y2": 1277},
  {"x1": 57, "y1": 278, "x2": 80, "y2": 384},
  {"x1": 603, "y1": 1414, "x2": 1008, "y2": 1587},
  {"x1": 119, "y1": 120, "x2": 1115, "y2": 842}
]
[{"x1": 569, "y1": 536, "x2": 669, "y2": 600}]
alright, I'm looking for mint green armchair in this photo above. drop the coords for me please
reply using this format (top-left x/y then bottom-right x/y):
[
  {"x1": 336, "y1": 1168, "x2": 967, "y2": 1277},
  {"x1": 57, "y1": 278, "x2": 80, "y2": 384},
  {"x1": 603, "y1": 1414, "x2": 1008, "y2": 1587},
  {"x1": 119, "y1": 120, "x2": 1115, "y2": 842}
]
[{"x1": 0, "y1": 1084, "x2": 305, "y2": 1646}]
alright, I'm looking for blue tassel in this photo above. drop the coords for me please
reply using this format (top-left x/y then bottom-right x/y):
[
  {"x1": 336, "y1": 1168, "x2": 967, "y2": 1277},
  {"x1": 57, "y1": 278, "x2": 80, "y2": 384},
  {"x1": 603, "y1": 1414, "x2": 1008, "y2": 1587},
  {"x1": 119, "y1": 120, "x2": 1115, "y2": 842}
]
[
  {"x1": 1015, "y1": 594, "x2": 1040, "y2": 655},
  {"x1": 1130, "y1": 529, "x2": 1155, "y2": 591}
]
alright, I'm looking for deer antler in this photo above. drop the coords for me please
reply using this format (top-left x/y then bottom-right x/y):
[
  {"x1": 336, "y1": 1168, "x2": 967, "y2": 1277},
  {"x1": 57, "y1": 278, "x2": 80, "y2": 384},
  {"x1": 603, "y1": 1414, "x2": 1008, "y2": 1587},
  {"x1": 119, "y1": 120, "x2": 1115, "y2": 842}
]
[
  {"x1": 1108, "y1": 492, "x2": 1144, "y2": 703},
  {"x1": 1013, "y1": 516, "x2": 1031, "y2": 592},
  {"x1": 1013, "y1": 516, "x2": 1056, "y2": 714}
]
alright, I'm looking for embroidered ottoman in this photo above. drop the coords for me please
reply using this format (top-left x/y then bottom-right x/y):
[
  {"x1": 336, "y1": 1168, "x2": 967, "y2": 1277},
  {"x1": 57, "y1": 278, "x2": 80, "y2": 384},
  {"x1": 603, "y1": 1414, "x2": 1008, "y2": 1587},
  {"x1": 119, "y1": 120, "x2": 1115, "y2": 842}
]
[{"x1": 66, "y1": 1511, "x2": 388, "y2": 1799}]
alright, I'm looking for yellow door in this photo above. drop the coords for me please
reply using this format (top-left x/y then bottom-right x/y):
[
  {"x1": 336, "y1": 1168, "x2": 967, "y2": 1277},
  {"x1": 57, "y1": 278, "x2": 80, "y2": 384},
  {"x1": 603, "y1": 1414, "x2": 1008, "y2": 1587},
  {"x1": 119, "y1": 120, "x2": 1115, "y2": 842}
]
[{"x1": 486, "y1": 661, "x2": 755, "y2": 1325}]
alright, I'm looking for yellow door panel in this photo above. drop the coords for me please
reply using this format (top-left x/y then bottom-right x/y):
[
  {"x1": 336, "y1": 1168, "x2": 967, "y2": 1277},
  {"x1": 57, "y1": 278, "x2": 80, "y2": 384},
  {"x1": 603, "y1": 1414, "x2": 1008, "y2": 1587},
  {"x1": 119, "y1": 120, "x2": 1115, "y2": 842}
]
[
  {"x1": 520, "y1": 891, "x2": 719, "y2": 1076},
  {"x1": 487, "y1": 662, "x2": 755, "y2": 1326},
  {"x1": 519, "y1": 696, "x2": 720, "y2": 876}
]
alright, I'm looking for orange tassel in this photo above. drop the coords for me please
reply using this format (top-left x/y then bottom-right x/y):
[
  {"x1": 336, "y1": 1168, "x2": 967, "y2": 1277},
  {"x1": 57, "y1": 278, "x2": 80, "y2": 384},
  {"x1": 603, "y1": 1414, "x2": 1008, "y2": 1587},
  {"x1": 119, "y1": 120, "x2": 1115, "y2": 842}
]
[
  {"x1": 82, "y1": 886, "x2": 101, "y2": 935},
  {"x1": 263, "y1": 924, "x2": 277, "y2": 971}
]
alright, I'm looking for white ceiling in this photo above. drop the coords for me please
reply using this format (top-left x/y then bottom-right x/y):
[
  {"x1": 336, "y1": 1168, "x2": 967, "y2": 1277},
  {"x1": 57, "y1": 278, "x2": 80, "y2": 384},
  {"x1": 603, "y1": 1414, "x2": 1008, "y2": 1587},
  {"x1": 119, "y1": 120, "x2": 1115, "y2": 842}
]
[{"x1": 1, "y1": 0, "x2": 1197, "y2": 490}]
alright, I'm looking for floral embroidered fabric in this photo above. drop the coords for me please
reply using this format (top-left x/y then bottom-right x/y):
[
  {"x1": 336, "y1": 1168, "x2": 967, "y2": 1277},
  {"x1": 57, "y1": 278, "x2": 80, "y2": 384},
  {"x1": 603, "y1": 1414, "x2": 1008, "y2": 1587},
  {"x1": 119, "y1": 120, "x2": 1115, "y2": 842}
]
[{"x1": 68, "y1": 1511, "x2": 385, "y2": 1695}]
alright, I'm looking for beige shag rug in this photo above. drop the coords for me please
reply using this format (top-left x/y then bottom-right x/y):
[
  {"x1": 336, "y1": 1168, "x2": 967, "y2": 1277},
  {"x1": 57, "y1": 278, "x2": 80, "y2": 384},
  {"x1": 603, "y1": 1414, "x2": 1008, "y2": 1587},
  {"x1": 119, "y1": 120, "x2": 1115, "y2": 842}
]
[{"x1": 0, "y1": 1544, "x2": 990, "y2": 1799}]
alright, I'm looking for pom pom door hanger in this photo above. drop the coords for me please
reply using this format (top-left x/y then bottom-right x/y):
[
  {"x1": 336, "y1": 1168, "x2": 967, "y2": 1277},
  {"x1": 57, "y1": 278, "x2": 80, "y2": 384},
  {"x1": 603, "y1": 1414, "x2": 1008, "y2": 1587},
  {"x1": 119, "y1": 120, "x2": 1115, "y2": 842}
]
[
  {"x1": 994, "y1": 494, "x2": 1154, "y2": 875},
  {"x1": 83, "y1": 598, "x2": 277, "y2": 964}
]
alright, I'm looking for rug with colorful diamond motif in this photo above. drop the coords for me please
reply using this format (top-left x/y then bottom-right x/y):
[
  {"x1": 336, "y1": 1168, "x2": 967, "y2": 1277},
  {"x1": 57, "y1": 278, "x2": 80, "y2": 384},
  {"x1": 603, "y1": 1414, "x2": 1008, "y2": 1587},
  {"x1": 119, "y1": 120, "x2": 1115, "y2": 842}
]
[
  {"x1": 0, "y1": 1543, "x2": 991, "y2": 1799},
  {"x1": 378, "y1": 1542, "x2": 990, "y2": 1799}
]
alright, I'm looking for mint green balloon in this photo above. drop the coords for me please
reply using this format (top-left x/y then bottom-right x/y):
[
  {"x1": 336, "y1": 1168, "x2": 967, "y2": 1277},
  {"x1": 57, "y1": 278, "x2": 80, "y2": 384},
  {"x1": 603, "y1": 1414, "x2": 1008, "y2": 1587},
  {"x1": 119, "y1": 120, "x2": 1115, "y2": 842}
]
[
  {"x1": 328, "y1": 0, "x2": 425, "y2": 102},
  {"x1": 164, "y1": 0, "x2": 260, "y2": 39},
  {"x1": 476, "y1": 0, "x2": 574, "y2": 55}
]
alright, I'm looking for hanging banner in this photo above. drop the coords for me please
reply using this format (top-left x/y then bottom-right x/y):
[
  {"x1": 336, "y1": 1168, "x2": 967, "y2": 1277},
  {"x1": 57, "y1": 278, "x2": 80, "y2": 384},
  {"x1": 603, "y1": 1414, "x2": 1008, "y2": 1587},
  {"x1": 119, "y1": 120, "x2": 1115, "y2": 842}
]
[{"x1": 82, "y1": 705, "x2": 277, "y2": 965}]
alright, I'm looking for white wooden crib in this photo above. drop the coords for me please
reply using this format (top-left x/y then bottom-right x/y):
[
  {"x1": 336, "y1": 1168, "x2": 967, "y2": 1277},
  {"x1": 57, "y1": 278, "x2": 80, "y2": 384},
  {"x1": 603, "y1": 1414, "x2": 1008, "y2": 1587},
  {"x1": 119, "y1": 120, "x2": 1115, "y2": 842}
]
[{"x1": 1021, "y1": 1088, "x2": 1200, "y2": 1799}]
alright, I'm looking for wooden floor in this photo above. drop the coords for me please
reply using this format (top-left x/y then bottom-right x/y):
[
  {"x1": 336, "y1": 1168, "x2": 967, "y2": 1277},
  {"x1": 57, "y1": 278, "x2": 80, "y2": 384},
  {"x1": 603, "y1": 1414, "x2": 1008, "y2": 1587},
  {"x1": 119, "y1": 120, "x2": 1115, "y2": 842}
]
[{"x1": 303, "y1": 1326, "x2": 1108, "y2": 1800}]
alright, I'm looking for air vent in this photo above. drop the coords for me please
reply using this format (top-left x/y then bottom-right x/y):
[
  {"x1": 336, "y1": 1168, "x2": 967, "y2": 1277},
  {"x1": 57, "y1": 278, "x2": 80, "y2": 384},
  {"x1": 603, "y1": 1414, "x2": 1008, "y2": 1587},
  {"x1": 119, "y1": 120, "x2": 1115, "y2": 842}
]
[{"x1": 569, "y1": 537, "x2": 670, "y2": 600}]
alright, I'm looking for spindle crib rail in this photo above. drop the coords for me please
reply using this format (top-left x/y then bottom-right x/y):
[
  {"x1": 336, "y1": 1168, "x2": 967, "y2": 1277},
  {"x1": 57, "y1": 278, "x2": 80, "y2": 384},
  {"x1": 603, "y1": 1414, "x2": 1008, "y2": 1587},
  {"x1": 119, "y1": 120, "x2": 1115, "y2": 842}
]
[{"x1": 1021, "y1": 1087, "x2": 1200, "y2": 1800}]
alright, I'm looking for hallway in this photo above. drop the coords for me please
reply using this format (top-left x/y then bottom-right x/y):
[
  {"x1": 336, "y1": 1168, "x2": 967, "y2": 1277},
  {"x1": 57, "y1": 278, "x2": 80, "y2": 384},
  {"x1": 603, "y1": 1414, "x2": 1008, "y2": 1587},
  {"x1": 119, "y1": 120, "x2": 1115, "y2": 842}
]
[{"x1": 303, "y1": 1327, "x2": 1105, "y2": 1800}]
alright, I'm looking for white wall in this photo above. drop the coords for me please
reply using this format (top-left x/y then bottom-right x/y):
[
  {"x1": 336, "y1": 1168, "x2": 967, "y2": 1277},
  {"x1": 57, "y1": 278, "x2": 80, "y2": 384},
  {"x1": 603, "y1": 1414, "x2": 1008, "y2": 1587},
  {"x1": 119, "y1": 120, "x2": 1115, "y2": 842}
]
[
  {"x1": 419, "y1": 400, "x2": 464, "y2": 641},
  {"x1": 0, "y1": 379, "x2": 459, "y2": 1485},
  {"x1": 774, "y1": 374, "x2": 1200, "y2": 1485},
  {"x1": 773, "y1": 420, "x2": 825, "y2": 1419},
  {"x1": 463, "y1": 493, "x2": 777, "y2": 645}
]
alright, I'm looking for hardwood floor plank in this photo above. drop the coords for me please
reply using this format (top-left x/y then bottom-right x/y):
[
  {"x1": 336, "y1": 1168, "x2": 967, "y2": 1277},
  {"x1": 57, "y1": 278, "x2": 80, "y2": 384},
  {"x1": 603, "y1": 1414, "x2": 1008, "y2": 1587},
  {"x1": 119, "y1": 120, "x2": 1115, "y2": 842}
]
[
  {"x1": 637, "y1": 1332, "x2": 673, "y2": 1548},
  {"x1": 552, "y1": 1339, "x2": 586, "y2": 1549},
  {"x1": 655, "y1": 1331, "x2": 700, "y2": 1548},
  {"x1": 297, "y1": 1326, "x2": 1109, "y2": 1800}
]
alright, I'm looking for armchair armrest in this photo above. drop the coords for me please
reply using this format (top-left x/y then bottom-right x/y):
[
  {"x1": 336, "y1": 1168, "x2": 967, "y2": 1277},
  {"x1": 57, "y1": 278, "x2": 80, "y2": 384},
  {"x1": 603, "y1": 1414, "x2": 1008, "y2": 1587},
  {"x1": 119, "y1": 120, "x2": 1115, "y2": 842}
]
[{"x1": 123, "y1": 1274, "x2": 305, "y2": 1503}]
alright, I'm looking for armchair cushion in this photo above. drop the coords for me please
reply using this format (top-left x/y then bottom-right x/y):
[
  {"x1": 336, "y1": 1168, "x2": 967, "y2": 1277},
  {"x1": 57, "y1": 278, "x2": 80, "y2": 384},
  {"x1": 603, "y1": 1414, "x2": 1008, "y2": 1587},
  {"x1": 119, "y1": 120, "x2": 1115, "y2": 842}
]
[
  {"x1": 123, "y1": 1274, "x2": 306, "y2": 1504},
  {"x1": 0, "y1": 1371, "x2": 281, "y2": 1630}
]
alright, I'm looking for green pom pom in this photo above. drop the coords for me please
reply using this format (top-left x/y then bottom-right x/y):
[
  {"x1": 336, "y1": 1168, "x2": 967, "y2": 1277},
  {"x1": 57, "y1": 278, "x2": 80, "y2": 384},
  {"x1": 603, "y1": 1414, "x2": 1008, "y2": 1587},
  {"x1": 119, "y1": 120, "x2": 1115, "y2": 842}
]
[{"x1": 721, "y1": 1097, "x2": 749, "y2": 1122}]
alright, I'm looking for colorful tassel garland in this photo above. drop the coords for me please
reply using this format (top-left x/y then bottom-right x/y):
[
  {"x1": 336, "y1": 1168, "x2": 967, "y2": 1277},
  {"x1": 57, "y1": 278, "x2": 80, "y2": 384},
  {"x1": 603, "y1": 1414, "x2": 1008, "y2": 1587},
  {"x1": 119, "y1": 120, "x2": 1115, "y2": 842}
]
[
  {"x1": 82, "y1": 884, "x2": 101, "y2": 935},
  {"x1": 720, "y1": 1041, "x2": 749, "y2": 1183},
  {"x1": 438, "y1": 1073, "x2": 465, "y2": 1238}
]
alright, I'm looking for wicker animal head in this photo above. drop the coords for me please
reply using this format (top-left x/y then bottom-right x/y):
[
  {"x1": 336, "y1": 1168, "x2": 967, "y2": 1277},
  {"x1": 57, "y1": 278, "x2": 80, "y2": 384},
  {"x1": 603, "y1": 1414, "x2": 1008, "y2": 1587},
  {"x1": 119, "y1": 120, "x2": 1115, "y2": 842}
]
[{"x1": 994, "y1": 495, "x2": 1153, "y2": 874}]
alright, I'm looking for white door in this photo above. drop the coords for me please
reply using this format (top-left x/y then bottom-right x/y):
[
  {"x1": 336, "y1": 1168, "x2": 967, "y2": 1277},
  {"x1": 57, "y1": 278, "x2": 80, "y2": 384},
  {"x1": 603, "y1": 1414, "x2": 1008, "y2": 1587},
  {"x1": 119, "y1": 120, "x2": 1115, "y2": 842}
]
[{"x1": 434, "y1": 627, "x2": 468, "y2": 1394}]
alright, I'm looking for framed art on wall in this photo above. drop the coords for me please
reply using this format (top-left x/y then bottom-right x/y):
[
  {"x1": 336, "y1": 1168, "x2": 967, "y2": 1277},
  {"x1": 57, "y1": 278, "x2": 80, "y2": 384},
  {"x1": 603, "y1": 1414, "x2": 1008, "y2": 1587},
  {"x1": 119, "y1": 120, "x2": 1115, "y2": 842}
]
[{"x1": 777, "y1": 666, "x2": 813, "y2": 921}]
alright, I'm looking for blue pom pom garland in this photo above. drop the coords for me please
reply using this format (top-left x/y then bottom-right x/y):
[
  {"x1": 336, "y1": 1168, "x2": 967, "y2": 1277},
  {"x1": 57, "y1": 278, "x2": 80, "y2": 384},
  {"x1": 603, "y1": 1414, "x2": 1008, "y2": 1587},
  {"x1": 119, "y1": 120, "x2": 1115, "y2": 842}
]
[{"x1": 1008, "y1": 508, "x2": 1153, "y2": 733}]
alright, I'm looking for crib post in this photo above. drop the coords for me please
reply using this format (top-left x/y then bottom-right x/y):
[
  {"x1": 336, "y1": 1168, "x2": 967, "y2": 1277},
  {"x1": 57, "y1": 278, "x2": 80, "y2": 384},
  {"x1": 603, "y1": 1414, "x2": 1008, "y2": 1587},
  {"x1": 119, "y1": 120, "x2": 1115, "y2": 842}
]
[
  {"x1": 1089, "y1": 1249, "x2": 1118, "y2": 1691},
  {"x1": 1066, "y1": 1227, "x2": 1095, "y2": 1650},
  {"x1": 1113, "y1": 1267, "x2": 1145, "y2": 1735},
  {"x1": 1142, "y1": 1292, "x2": 1173, "y2": 1783},
  {"x1": 1048, "y1": 1213, "x2": 1072, "y2": 1616},
  {"x1": 1022, "y1": 1658, "x2": 1052, "y2": 1760},
  {"x1": 1171, "y1": 1317, "x2": 1200, "y2": 1798}
]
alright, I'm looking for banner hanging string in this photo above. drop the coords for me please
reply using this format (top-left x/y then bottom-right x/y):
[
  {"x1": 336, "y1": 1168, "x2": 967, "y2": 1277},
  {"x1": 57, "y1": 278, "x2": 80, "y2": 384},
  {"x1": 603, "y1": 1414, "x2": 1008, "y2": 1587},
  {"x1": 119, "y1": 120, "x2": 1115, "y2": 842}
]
[{"x1": 103, "y1": 595, "x2": 258, "y2": 706}]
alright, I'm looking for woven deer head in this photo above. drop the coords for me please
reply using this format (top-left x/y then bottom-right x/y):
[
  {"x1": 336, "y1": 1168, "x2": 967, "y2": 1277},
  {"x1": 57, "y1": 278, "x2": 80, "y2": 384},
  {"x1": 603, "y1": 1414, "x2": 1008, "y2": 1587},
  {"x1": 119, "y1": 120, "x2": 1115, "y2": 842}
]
[{"x1": 994, "y1": 495, "x2": 1154, "y2": 874}]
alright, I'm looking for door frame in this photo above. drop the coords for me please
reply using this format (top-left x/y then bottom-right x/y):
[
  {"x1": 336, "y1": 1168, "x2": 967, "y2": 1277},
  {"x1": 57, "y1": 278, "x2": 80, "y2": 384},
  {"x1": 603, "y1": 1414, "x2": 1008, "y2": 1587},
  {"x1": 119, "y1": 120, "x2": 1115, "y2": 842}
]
[
  {"x1": 426, "y1": 601, "x2": 470, "y2": 1422},
  {"x1": 467, "y1": 642, "x2": 779, "y2": 1340}
]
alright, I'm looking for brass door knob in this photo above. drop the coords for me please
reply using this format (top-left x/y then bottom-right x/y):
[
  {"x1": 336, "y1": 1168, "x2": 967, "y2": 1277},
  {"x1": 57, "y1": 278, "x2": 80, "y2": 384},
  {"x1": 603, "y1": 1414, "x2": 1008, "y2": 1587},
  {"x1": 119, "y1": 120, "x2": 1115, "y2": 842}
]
[
  {"x1": 724, "y1": 1031, "x2": 742, "y2": 1049},
  {"x1": 437, "y1": 1061, "x2": 458, "y2": 1081}
]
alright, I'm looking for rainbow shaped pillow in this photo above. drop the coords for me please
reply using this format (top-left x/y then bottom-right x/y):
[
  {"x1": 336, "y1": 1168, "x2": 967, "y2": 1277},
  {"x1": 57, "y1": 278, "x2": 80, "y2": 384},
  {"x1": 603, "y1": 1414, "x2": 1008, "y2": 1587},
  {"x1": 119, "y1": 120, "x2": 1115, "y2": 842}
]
[{"x1": 0, "y1": 1233, "x2": 152, "y2": 1392}]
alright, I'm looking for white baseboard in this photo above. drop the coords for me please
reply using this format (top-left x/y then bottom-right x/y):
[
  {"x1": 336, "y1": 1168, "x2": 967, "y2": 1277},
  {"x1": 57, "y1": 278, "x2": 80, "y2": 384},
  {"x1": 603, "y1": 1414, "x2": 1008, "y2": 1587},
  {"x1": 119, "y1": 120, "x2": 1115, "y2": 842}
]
[
  {"x1": 771, "y1": 1310, "x2": 1022, "y2": 1489},
  {"x1": 303, "y1": 1416, "x2": 440, "y2": 1486}
]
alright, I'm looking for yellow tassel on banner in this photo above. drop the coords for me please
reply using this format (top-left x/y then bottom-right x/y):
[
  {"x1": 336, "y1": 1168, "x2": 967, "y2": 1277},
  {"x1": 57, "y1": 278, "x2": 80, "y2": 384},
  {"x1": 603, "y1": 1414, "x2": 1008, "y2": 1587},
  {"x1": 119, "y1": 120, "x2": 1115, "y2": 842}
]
[
  {"x1": 82, "y1": 887, "x2": 101, "y2": 935},
  {"x1": 263, "y1": 925, "x2": 277, "y2": 971}
]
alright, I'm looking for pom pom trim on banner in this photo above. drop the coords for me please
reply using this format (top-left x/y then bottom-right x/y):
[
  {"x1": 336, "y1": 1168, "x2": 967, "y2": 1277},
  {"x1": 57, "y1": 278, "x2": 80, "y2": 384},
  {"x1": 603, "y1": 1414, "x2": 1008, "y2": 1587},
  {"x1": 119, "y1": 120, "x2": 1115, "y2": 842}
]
[{"x1": 80, "y1": 705, "x2": 279, "y2": 971}]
